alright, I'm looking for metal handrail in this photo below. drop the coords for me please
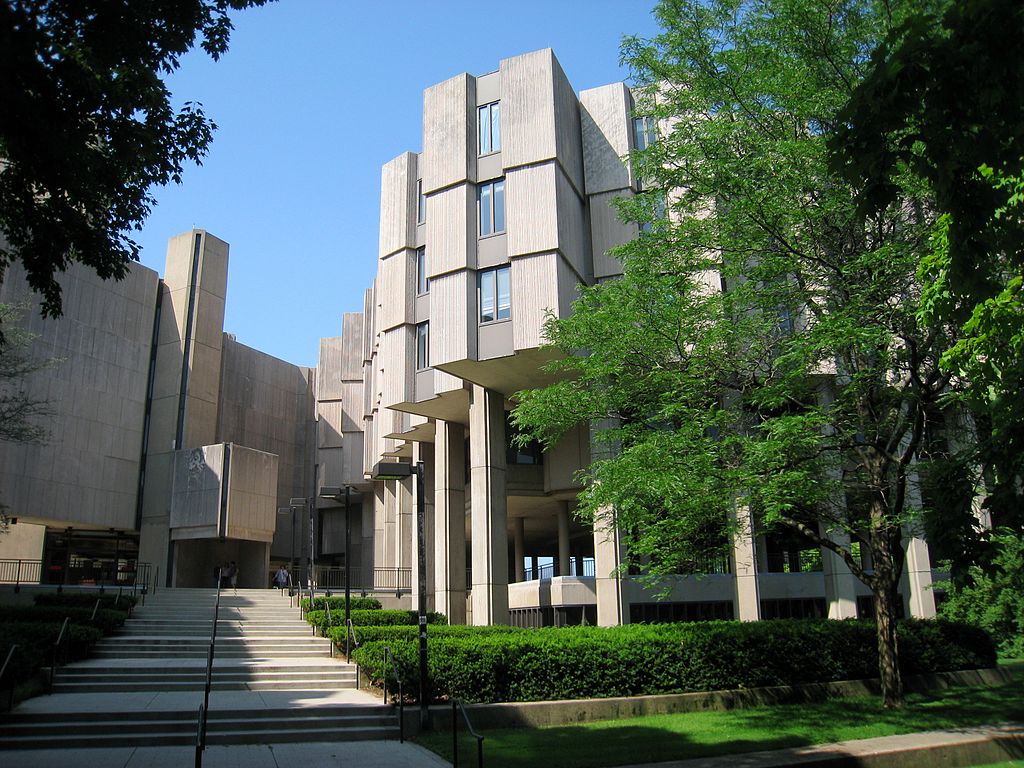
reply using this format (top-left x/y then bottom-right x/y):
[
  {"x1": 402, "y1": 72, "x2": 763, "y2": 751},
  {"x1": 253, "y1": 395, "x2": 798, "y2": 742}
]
[
  {"x1": 345, "y1": 618, "x2": 358, "y2": 662},
  {"x1": 323, "y1": 599, "x2": 334, "y2": 656},
  {"x1": 195, "y1": 567, "x2": 223, "y2": 763},
  {"x1": 452, "y1": 698, "x2": 484, "y2": 768},
  {"x1": 382, "y1": 646, "x2": 404, "y2": 743},
  {"x1": 90, "y1": 599, "x2": 102, "y2": 622},
  {"x1": 49, "y1": 617, "x2": 71, "y2": 692},
  {"x1": 1, "y1": 645, "x2": 18, "y2": 713}
]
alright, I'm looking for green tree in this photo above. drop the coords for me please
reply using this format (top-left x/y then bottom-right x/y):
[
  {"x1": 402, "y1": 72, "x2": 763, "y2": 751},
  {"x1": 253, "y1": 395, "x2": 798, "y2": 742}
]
[
  {"x1": 513, "y1": 0, "x2": 955, "y2": 708},
  {"x1": 829, "y1": 0, "x2": 1024, "y2": 563},
  {"x1": 0, "y1": 0, "x2": 270, "y2": 320}
]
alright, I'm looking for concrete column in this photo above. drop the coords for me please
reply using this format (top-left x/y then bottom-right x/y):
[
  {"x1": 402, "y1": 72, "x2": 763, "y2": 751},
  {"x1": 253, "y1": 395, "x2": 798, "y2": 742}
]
[
  {"x1": 513, "y1": 517, "x2": 526, "y2": 582},
  {"x1": 469, "y1": 385, "x2": 509, "y2": 625},
  {"x1": 373, "y1": 486, "x2": 386, "y2": 577},
  {"x1": 902, "y1": 535, "x2": 937, "y2": 618},
  {"x1": 820, "y1": 523, "x2": 858, "y2": 619},
  {"x1": 731, "y1": 503, "x2": 761, "y2": 621},
  {"x1": 361, "y1": 495, "x2": 375, "y2": 589},
  {"x1": 433, "y1": 420, "x2": 467, "y2": 624},
  {"x1": 593, "y1": 506, "x2": 628, "y2": 626},
  {"x1": 411, "y1": 442, "x2": 434, "y2": 613},
  {"x1": 557, "y1": 504, "x2": 571, "y2": 577}
]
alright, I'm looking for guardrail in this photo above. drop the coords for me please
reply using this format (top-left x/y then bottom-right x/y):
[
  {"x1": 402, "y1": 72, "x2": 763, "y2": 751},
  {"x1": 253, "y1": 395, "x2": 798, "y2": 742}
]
[
  {"x1": 451, "y1": 698, "x2": 484, "y2": 768},
  {"x1": 278, "y1": 566, "x2": 412, "y2": 594},
  {"x1": 0, "y1": 560, "x2": 155, "y2": 596},
  {"x1": 48, "y1": 617, "x2": 71, "y2": 693},
  {"x1": 195, "y1": 567, "x2": 224, "y2": 767},
  {"x1": 1, "y1": 645, "x2": 18, "y2": 713}
]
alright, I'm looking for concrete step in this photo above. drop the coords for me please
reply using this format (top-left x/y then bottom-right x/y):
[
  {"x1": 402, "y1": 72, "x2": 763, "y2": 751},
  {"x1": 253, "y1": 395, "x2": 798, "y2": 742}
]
[{"x1": 0, "y1": 706, "x2": 399, "y2": 749}]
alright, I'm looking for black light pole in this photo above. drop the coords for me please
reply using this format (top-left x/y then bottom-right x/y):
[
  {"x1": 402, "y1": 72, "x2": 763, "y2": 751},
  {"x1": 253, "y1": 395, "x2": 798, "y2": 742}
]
[
  {"x1": 289, "y1": 496, "x2": 309, "y2": 588},
  {"x1": 319, "y1": 485, "x2": 358, "y2": 656},
  {"x1": 371, "y1": 461, "x2": 429, "y2": 728}
]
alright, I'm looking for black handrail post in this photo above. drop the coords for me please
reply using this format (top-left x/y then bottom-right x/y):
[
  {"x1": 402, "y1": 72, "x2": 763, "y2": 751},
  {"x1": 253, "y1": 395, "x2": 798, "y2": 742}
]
[
  {"x1": 195, "y1": 703, "x2": 204, "y2": 768},
  {"x1": 452, "y1": 698, "x2": 459, "y2": 768}
]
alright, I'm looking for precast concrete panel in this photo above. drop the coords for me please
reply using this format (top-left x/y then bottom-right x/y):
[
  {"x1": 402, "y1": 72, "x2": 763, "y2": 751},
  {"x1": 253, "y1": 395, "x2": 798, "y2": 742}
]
[
  {"x1": 317, "y1": 401, "x2": 344, "y2": 449},
  {"x1": 341, "y1": 382, "x2": 363, "y2": 432},
  {"x1": 511, "y1": 252, "x2": 574, "y2": 351},
  {"x1": 317, "y1": 336, "x2": 345, "y2": 400},
  {"x1": 380, "y1": 325, "x2": 413, "y2": 409},
  {"x1": 340, "y1": 313, "x2": 365, "y2": 381},
  {"x1": 500, "y1": 50, "x2": 558, "y2": 171},
  {"x1": 378, "y1": 152, "x2": 419, "y2": 259},
  {"x1": 551, "y1": 52, "x2": 585, "y2": 197},
  {"x1": 555, "y1": 167, "x2": 590, "y2": 284},
  {"x1": 429, "y1": 270, "x2": 473, "y2": 367},
  {"x1": 378, "y1": 249, "x2": 415, "y2": 331},
  {"x1": 506, "y1": 164, "x2": 558, "y2": 257},
  {"x1": 589, "y1": 190, "x2": 634, "y2": 279},
  {"x1": 362, "y1": 288, "x2": 375, "y2": 364},
  {"x1": 170, "y1": 445, "x2": 224, "y2": 539},
  {"x1": 427, "y1": 184, "x2": 473, "y2": 275},
  {"x1": 225, "y1": 445, "x2": 278, "y2": 543},
  {"x1": 580, "y1": 83, "x2": 634, "y2": 195},
  {"x1": 422, "y1": 73, "x2": 475, "y2": 193}
]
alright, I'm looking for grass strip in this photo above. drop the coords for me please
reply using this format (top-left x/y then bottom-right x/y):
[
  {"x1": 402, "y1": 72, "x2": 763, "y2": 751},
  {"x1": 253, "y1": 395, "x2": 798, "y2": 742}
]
[{"x1": 415, "y1": 682, "x2": 1024, "y2": 768}]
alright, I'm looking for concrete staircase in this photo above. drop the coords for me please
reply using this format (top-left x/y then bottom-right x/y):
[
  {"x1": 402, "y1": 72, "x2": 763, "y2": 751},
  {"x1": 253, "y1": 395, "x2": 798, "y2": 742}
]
[{"x1": 0, "y1": 588, "x2": 399, "y2": 748}]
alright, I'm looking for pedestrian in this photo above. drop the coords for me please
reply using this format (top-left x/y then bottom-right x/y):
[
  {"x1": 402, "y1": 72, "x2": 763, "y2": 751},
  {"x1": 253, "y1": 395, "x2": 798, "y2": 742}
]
[
  {"x1": 274, "y1": 565, "x2": 289, "y2": 592},
  {"x1": 228, "y1": 561, "x2": 238, "y2": 591}
]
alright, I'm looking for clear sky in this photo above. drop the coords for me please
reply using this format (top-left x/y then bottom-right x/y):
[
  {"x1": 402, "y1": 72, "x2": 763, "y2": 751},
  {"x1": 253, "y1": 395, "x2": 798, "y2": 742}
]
[{"x1": 133, "y1": 0, "x2": 662, "y2": 368}]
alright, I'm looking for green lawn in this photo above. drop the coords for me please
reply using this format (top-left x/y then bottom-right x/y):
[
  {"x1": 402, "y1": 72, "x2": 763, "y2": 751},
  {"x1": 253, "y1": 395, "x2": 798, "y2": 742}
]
[{"x1": 416, "y1": 682, "x2": 1024, "y2": 768}]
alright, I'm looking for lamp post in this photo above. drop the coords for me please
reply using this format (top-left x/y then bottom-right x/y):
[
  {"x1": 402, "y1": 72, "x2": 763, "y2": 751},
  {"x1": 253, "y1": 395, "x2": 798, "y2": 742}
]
[
  {"x1": 319, "y1": 485, "x2": 358, "y2": 653},
  {"x1": 289, "y1": 497, "x2": 311, "y2": 589},
  {"x1": 276, "y1": 507, "x2": 297, "y2": 594},
  {"x1": 371, "y1": 460, "x2": 428, "y2": 728}
]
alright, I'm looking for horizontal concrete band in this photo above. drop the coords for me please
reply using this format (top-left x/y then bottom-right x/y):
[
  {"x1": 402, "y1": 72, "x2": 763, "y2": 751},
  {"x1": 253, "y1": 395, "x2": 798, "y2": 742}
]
[{"x1": 417, "y1": 667, "x2": 1018, "y2": 731}]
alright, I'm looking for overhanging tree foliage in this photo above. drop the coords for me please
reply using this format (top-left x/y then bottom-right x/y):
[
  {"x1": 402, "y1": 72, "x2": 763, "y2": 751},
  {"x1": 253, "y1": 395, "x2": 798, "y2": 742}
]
[
  {"x1": 513, "y1": 0, "x2": 959, "y2": 708},
  {"x1": 0, "y1": 0, "x2": 270, "y2": 320}
]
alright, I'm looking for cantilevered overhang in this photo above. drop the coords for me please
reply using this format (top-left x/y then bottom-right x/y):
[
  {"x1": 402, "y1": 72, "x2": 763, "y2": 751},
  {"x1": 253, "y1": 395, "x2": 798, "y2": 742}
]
[
  {"x1": 384, "y1": 420, "x2": 436, "y2": 444},
  {"x1": 435, "y1": 347, "x2": 567, "y2": 399},
  {"x1": 387, "y1": 387, "x2": 471, "y2": 425}
]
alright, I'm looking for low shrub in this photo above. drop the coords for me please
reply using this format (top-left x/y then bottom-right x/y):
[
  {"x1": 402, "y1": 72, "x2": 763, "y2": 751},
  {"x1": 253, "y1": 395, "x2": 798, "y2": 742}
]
[
  {"x1": 0, "y1": 622, "x2": 104, "y2": 684},
  {"x1": 300, "y1": 596, "x2": 382, "y2": 612},
  {"x1": 305, "y1": 608, "x2": 447, "y2": 633},
  {"x1": 34, "y1": 593, "x2": 139, "y2": 611},
  {"x1": 1, "y1": 605, "x2": 129, "y2": 635},
  {"x1": 350, "y1": 619, "x2": 996, "y2": 704},
  {"x1": 330, "y1": 622, "x2": 522, "y2": 647}
]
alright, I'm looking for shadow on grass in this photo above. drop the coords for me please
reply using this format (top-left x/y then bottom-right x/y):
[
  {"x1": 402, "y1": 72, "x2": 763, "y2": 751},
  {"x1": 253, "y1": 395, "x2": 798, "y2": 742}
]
[{"x1": 418, "y1": 723, "x2": 816, "y2": 768}]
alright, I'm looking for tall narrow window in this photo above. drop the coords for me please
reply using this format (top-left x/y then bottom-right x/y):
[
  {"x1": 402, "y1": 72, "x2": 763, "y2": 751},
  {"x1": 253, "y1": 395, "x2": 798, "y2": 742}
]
[
  {"x1": 478, "y1": 179, "x2": 505, "y2": 237},
  {"x1": 416, "y1": 179, "x2": 426, "y2": 224},
  {"x1": 479, "y1": 265, "x2": 511, "y2": 323},
  {"x1": 416, "y1": 247, "x2": 429, "y2": 295},
  {"x1": 478, "y1": 101, "x2": 500, "y2": 155},
  {"x1": 633, "y1": 116, "x2": 657, "y2": 151},
  {"x1": 416, "y1": 322, "x2": 429, "y2": 369}
]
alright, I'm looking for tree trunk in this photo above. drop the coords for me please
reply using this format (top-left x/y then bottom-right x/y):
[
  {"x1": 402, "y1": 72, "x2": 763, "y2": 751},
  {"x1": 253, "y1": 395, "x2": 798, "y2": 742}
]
[{"x1": 874, "y1": 580, "x2": 904, "y2": 708}]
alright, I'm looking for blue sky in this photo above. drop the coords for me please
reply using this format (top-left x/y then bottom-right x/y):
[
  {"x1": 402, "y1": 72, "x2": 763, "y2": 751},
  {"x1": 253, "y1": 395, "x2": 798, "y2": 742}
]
[{"x1": 133, "y1": 0, "x2": 661, "y2": 368}]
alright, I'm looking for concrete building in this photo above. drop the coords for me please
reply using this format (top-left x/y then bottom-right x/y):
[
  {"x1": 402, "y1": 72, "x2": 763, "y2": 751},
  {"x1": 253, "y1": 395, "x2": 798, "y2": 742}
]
[
  {"x1": 311, "y1": 49, "x2": 939, "y2": 627},
  {"x1": 0, "y1": 49, "x2": 939, "y2": 623}
]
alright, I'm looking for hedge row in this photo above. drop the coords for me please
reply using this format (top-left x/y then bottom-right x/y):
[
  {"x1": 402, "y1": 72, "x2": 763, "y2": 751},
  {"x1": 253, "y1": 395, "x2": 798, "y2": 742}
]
[
  {"x1": 1, "y1": 606, "x2": 129, "y2": 634},
  {"x1": 305, "y1": 608, "x2": 447, "y2": 634},
  {"x1": 34, "y1": 593, "x2": 138, "y2": 611},
  {"x1": 301, "y1": 596, "x2": 382, "y2": 612},
  {"x1": 0, "y1": 622, "x2": 104, "y2": 685},
  {"x1": 340, "y1": 623, "x2": 522, "y2": 645},
  {"x1": 351, "y1": 619, "x2": 996, "y2": 704}
]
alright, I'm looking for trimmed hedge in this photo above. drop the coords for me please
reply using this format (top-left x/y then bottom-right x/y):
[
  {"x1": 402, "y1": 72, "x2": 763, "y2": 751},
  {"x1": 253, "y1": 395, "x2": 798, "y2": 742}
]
[
  {"x1": 306, "y1": 608, "x2": 447, "y2": 634},
  {"x1": 0, "y1": 622, "x2": 104, "y2": 684},
  {"x1": 333, "y1": 623, "x2": 523, "y2": 646},
  {"x1": 35, "y1": 593, "x2": 138, "y2": 611},
  {"x1": 351, "y1": 619, "x2": 996, "y2": 704},
  {"x1": 1, "y1": 606, "x2": 129, "y2": 634},
  {"x1": 301, "y1": 596, "x2": 382, "y2": 612}
]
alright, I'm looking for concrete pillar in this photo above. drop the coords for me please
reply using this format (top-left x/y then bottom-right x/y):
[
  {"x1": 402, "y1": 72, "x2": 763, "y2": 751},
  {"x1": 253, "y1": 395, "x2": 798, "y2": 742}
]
[
  {"x1": 557, "y1": 504, "x2": 571, "y2": 577},
  {"x1": 902, "y1": 535, "x2": 937, "y2": 618},
  {"x1": 361, "y1": 495, "x2": 375, "y2": 589},
  {"x1": 411, "y1": 442, "x2": 434, "y2": 613},
  {"x1": 820, "y1": 523, "x2": 858, "y2": 619},
  {"x1": 433, "y1": 420, "x2": 467, "y2": 624},
  {"x1": 469, "y1": 385, "x2": 509, "y2": 625},
  {"x1": 593, "y1": 506, "x2": 628, "y2": 625},
  {"x1": 373, "y1": 486, "x2": 386, "y2": 579},
  {"x1": 513, "y1": 517, "x2": 526, "y2": 582},
  {"x1": 731, "y1": 503, "x2": 761, "y2": 621}
]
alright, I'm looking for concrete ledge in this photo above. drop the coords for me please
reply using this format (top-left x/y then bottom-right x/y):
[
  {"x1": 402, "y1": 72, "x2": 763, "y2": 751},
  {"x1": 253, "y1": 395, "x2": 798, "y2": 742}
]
[{"x1": 416, "y1": 667, "x2": 1018, "y2": 732}]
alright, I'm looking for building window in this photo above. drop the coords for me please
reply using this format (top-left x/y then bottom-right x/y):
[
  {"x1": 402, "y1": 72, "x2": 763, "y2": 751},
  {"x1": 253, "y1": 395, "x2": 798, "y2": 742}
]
[
  {"x1": 633, "y1": 115, "x2": 657, "y2": 151},
  {"x1": 416, "y1": 179, "x2": 426, "y2": 224},
  {"x1": 416, "y1": 247, "x2": 429, "y2": 295},
  {"x1": 638, "y1": 191, "x2": 666, "y2": 234},
  {"x1": 478, "y1": 101, "x2": 501, "y2": 155},
  {"x1": 478, "y1": 179, "x2": 505, "y2": 237},
  {"x1": 416, "y1": 321, "x2": 429, "y2": 370},
  {"x1": 478, "y1": 265, "x2": 511, "y2": 323}
]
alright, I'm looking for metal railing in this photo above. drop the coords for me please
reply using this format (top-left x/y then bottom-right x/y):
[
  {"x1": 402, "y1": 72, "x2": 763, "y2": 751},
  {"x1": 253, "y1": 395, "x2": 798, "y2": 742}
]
[
  {"x1": 451, "y1": 698, "x2": 484, "y2": 768},
  {"x1": 195, "y1": 567, "x2": 224, "y2": 767},
  {"x1": 381, "y1": 646, "x2": 404, "y2": 743},
  {"x1": 522, "y1": 559, "x2": 597, "y2": 581},
  {"x1": 344, "y1": 618, "x2": 358, "y2": 662},
  {"x1": 1, "y1": 645, "x2": 18, "y2": 713},
  {"x1": 48, "y1": 617, "x2": 71, "y2": 693},
  {"x1": 0, "y1": 560, "x2": 155, "y2": 596},
  {"x1": 278, "y1": 566, "x2": 412, "y2": 594}
]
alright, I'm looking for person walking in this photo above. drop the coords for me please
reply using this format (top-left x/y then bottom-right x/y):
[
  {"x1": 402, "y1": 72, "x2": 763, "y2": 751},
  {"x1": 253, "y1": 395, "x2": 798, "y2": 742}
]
[
  {"x1": 227, "y1": 561, "x2": 238, "y2": 593},
  {"x1": 274, "y1": 565, "x2": 289, "y2": 592}
]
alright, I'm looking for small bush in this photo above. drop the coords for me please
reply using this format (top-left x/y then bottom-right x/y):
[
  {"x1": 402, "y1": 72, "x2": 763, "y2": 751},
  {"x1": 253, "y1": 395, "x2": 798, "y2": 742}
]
[
  {"x1": 1, "y1": 605, "x2": 129, "y2": 635},
  {"x1": 350, "y1": 619, "x2": 996, "y2": 704},
  {"x1": 0, "y1": 622, "x2": 104, "y2": 684},
  {"x1": 306, "y1": 608, "x2": 447, "y2": 634},
  {"x1": 34, "y1": 593, "x2": 139, "y2": 611},
  {"x1": 301, "y1": 596, "x2": 382, "y2": 612}
]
